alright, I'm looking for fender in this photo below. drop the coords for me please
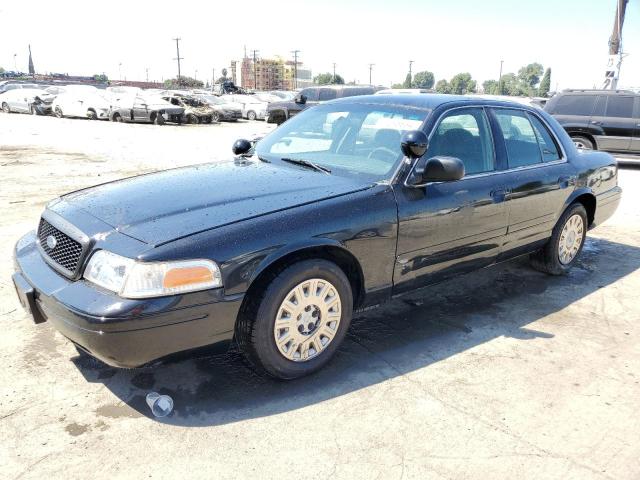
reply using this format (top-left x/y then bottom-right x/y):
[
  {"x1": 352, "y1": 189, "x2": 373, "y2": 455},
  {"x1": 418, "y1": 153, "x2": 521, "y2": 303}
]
[
  {"x1": 563, "y1": 124, "x2": 605, "y2": 137},
  {"x1": 559, "y1": 186, "x2": 596, "y2": 222},
  {"x1": 248, "y1": 238, "x2": 357, "y2": 285}
]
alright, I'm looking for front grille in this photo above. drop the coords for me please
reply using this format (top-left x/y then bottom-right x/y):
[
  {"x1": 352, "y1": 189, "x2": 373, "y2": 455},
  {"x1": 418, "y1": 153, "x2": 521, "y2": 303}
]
[{"x1": 38, "y1": 218, "x2": 83, "y2": 274}]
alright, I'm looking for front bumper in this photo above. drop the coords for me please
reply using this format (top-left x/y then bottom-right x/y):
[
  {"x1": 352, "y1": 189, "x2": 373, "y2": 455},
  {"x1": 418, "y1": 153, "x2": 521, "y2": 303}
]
[{"x1": 13, "y1": 231, "x2": 241, "y2": 368}]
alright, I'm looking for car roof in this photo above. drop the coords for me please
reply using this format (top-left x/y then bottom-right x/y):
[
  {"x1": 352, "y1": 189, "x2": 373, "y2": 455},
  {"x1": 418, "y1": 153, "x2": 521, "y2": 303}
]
[{"x1": 327, "y1": 93, "x2": 540, "y2": 111}]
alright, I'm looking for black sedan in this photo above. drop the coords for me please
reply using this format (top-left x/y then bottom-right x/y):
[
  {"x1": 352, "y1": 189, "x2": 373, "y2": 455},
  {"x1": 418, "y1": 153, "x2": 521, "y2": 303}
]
[{"x1": 13, "y1": 95, "x2": 621, "y2": 380}]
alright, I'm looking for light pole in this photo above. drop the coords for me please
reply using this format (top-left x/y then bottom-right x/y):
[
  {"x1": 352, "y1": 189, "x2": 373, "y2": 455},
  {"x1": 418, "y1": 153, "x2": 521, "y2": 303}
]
[
  {"x1": 195, "y1": 69, "x2": 198, "y2": 80},
  {"x1": 368, "y1": 63, "x2": 374, "y2": 85},
  {"x1": 291, "y1": 50, "x2": 300, "y2": 89},
  {"x1": 118, "y1": 62, "x2": 122, "y2": 81},
  {"x1": 13, "y1": 53, "x2": 17, "y2": 71},
  {"x1": 146, "y1": 68, "x2": 149, "y2": 82},
  {"x1": 333, "y1": 63, "x2": 336, "y2": 84},
  {"x1": 498, "y1": 59, "x2": 504, "y2": 94}
]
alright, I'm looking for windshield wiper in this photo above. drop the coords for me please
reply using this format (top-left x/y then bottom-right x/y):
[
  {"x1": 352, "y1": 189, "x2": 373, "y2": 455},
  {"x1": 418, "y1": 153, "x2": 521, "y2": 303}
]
[{"x1": 281, "y1": 157, "x2": 331, "y2": 174}]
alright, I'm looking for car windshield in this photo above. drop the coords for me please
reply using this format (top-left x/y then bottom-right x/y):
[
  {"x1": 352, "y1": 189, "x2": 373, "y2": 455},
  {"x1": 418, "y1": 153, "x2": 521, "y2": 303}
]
[
  {"x1": 256, "y1": 103, "x2": 430, "y2": 181},
  {"x1": 201, "y1": 95, "x2": 223, "y2": 105}
]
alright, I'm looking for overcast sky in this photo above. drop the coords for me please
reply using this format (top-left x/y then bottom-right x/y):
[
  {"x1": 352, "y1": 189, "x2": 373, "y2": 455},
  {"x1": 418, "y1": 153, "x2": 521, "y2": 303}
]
[{"x1": 1, "y1": 0, "x2": 638, "y2": 90}]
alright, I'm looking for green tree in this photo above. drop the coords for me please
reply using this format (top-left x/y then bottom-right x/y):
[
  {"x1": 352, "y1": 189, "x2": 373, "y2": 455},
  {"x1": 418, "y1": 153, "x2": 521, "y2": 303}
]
[
  {"x1": 482, "y1": 79, "x2": 500, "y2": 94},
  {"x1": 517, "y1": 62, "x2": 544, "y2": 95},
  {"x1": 538, "y1": 67, "x2": 551, "y2": 97},
  {"x1": 313, "y1": 72, "x2": 344, "y2": 85},
  {"x1": 402, "y1": 73, "x2": 412, "y2": 88},
  {"x1": 93, "y1": 73, "x2": 108, "y2": 83},
  {"x1": 391, "y1": 83, "x2": 404, "y2": 89},
  {"x1": 0, "y1": 67, "x2": 4, "y2": 74},
  {"x1": 164, "y1": 76, "x2": 204, "y2": 89},
  {"x1": 435, "y1": 79, "x2": 451, "y2": 94},
  {"x1": 499, "y1": 73, "x2": 525, "y2": 96},
  {"x1": 413, "y1": 71, "x2": 435, "y2": 89},
  {"x1": 449, "y1": 72, "x2": 477, "y2": 94}
]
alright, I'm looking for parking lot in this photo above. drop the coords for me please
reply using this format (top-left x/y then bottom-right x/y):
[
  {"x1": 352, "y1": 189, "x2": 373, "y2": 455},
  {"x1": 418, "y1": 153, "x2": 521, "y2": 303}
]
[{"x1": 1, "y1": 114, "x2": 639, "y2": 479}]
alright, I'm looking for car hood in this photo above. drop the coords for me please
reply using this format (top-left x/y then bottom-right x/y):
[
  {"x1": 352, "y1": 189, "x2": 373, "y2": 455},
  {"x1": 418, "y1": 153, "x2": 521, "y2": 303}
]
[{"x1": 54, "y1": 159, "x2": 374, "y2": 246}]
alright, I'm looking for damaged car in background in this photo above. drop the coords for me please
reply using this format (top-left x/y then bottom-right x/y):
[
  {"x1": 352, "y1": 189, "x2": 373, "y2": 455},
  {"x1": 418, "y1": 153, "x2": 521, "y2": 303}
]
[
  {"x1": 194, "y1": 94, "x2": 243, "y2": 122},
  {"x1": 161, "y1": 93, "x2": 216, "y2": 124},
  {"x1": 1, "y1": 88, "x2": 55, "y2": 115},
  {"x1": 52, "y1": 87, "x2": 113, "y2": 120},
  {"x1": 109, "y1": 93, "x2": 184, "y2": 125}
]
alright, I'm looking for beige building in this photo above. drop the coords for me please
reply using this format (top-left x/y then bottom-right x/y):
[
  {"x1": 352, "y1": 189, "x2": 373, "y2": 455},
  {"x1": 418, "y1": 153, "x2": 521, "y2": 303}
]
[{"x1": 241, "y1": 55, "x2": 312, "y2": 91}]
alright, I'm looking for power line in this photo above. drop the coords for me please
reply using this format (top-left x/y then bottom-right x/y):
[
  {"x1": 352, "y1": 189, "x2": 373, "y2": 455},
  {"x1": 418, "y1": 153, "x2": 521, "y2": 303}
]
[{"x1": 173, "y1": 37, "x2": 183, "y2": 79}]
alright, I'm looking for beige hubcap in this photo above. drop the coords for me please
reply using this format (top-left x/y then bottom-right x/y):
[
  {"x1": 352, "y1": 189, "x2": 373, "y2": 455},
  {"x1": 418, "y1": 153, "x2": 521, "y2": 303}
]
[
  {"x1": 559, "y1": 214, "x2": 584, "y2": 265},
  {"x1": 273, "y1": 278, "x2": 341, "y2": 362}
]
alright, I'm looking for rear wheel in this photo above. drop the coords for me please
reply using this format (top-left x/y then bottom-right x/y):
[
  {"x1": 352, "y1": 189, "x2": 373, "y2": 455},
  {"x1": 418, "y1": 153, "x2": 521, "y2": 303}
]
[
  {"x1": 54, "y1": 107, "x2": 63, "y2": 118},
  {"x1": 237, "y1": 259, "x2": 353, "y2": 380},
  {"x1": 530, "y1": 203, "x2": 588, "y2": 275},
  {"x1": 30, "y1": 105, "x2": 38, "y2": 115},
  {"x1": 112, "y1": 113, "x2": 123, "y2": 122},
  {"x1": 247, "y1": 110, "x2": 257, "y2": 121},
  {"x1": 186, "y1": 113, "x2": 199, "y2": 124},
  {"x1": 87, "y1": 109, "x2": 97, "y2": 120},
  {"x1": 571, "y1": 135, "x2": 595, "y2": 150},
  {"x1": 1, "y1": 102, "x2": 9, "y2": 113},
  {"x1": 153, "y1": 113, "x2": 165, "y2": 125},
  {"x1": 211, "y1": 112, "x2": 221, "y2": 122}
]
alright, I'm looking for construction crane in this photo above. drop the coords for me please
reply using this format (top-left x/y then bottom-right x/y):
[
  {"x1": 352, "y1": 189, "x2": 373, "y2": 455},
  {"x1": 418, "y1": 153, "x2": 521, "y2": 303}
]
[{"x1": 603, "y1": 0, "x2": 629, "y2": 89}]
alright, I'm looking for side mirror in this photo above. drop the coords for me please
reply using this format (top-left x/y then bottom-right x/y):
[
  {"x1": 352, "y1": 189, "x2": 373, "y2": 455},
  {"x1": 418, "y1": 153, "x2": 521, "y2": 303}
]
[
  {"x1": 400, "y1": 130, "x2": 428, "y2": 159},
  {"x1": 232, "y1": 138, "x2": 252, "y2": 156},
  {"x1": 412, "y1": 156, "x2": 465, "y2": 184},
  {"x1": 294, "y1": 94, "x2": 307, "y2": 105}
]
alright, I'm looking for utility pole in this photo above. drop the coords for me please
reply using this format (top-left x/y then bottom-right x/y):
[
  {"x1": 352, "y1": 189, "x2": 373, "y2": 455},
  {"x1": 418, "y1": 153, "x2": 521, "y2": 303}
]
[
  {"x1": 251, "y1": 49, "x2": 259, "y2": 90},
  {"x1": 604, "y1": 0, "x2": 629, "y2": 89},
  {"x1": 173, "y1": 37, "x2": 183, "y2": 80},
  {"x1": 118, "y1": 62, "x2": 122, "y2": 81},
  {"x1": 145, "y1": 68, "x2": 149, "y2": 82},
  {"x1": 333, "y1": 63, "x2": 336, "y2": 84},
  {"x1": 408, "y1": 60, "x2": 414, "y2": 88},
  {"x1": 291, "y1": 50, "x2": 300, "y2": 89},
  {"x1": 498, "y1": 59, "x2": 504, "y2": 94},
  {"x1": 212, "y1": 68, "x2": 215, "y2": 87},
  {"x1": 13, "y1": 53, "x2": 17, "y2": 71},
  {"x1": 368, "y1": 63, "x2": 374, "y2": 85}
]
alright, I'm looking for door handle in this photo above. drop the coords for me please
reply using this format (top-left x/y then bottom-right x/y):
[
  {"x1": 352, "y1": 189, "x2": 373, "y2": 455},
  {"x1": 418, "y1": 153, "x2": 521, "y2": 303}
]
[
  {"x1": 590, "y1": 120, "x2": 602, "y2": 125},
  {"x1": 557, "y1": 176, "x2": 574, "y2": 188},
  {"x1": 490, "y1": 188, "x2": 510, "y2": 203}
]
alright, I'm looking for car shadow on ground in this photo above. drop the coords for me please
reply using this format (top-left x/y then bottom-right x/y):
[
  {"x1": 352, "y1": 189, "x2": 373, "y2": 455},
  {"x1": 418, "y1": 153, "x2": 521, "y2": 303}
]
[{"x1": 71, "y1": 236, "x2": 640, "y2": 426}]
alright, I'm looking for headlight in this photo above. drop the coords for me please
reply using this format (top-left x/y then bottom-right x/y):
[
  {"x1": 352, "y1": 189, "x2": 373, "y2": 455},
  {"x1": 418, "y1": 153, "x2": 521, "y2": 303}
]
[{"x1": 83, "y1": 250, "x2": 222, "y2": 298}]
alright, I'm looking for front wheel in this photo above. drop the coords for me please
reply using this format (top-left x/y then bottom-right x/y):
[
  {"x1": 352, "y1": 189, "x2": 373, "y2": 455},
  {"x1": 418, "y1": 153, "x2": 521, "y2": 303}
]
[
  {"x1": 30, "y1": 105, "x2": 39, "y2": 115},
  {"x1": 87, "y1": 109, "x2": 97, "y2": 120},
  {"x1": 237, "y1": 259, "x2": 353, "y2": 380},
  {"x1": 211, "y1": 112, "x2": 220, "y2": 123},
  {"x1": 186, "y1": 113, "x2": 199, "y2": 124},
  {"x1": 530, "y1": 203, "x2": 588, "y2": 275},
  {"x1": 54, "y1": 107, "x2": 63, "y2": 118},
  {"x1": 247, "y1": 110, "x2": 257, "y2": 121}
]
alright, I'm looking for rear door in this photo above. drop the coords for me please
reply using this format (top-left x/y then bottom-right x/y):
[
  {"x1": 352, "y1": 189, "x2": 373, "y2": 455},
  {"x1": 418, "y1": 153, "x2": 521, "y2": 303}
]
[
  {"x1": 589, "y1": 94, "x2": 635, "y2": 152},
  {"x1": 492, "y1": 108, "x2": 576, "y2": 255}
]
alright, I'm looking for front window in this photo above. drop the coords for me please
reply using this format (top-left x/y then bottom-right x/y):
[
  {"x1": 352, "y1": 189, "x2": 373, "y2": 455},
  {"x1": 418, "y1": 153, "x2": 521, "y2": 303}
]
[{"x1": 256, "y1": 103, "x2": 429, "y2": 181}]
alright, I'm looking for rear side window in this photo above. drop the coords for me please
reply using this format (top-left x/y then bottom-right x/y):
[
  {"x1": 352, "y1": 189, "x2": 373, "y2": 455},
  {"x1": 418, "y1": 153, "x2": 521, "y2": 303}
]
[
  {"x1": 528, "y1": 114, "x2": 561, "y2": 162},
  {"x1": 605, "y1": 96, "x2": 634, "y2": 118},
  {"x1": 494, "y1": 109, "x2": 543, "y2": 168},
  {"x1": 552, "y1": 95, "x2": 597, "y2": 116}
]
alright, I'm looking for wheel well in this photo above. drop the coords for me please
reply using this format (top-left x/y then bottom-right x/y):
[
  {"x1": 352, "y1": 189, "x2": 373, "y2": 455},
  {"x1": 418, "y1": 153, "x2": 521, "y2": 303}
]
[
  {"x1": 572, "y1": 193, "x2": 596, "y2": 226},
  {"x1": 239, "y1": 246, "x2": 365, "y2": 318},
  {"x1": 568, "y1": 131, "x2": 597, "y2": 148},
  {"x1": 88, "y1": 108, "x2": 96, "y2": 112}
]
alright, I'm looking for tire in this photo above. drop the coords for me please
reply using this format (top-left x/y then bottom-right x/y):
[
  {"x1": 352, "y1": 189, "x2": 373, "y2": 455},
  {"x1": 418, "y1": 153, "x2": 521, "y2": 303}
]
[
  {"x1": 202, "y1": 116, "x2": 212, "y2": 124},
  {"x1": 571, "y1": 135, "x2": 595, "y2": 151},
  {"x1": 530, "y1": 203, "x2": 588, "y2": 275},
  {"x1": 30, "y1": 105, "x2": 38, "y2": 115},
  {"x1": 54, "y1": 107, "x2": 63, "y2": 118},
  {"x1": 113, "y1": 113, "x2": 123, "y2": 122},
  {"x1": 153, "y1": 113, "x2": 165, "y2": 125},
  {"x1": 247, "y1": 110, "x2": 257, "y2": 121},
  {"x1": 1, "y1": 102, "x2": 9, "y2": 113},
  {"x1": 237, "y1": 259, "x2": 353, "y2": 380},
  {"x1": 211, "y1": 112, "x2": 220, "y2": 123},
  {"x1": 187, "y1": 113, "x2": 199, "y2": 124},
  {"x1": 87, "y1": 109, "x2": 97, "y2": 120}
]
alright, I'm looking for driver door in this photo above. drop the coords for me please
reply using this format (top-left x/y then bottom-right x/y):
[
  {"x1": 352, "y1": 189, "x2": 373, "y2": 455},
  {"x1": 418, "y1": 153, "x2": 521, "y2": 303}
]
[{"x1": 393, "y1": 107, "x2": 509, "y2": 294}]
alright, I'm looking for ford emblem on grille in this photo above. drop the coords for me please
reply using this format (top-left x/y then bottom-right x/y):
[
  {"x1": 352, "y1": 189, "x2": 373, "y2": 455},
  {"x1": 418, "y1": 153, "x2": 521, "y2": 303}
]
[{"x1": 46, "y1": 235, "x2": 57, "y2": 250}]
